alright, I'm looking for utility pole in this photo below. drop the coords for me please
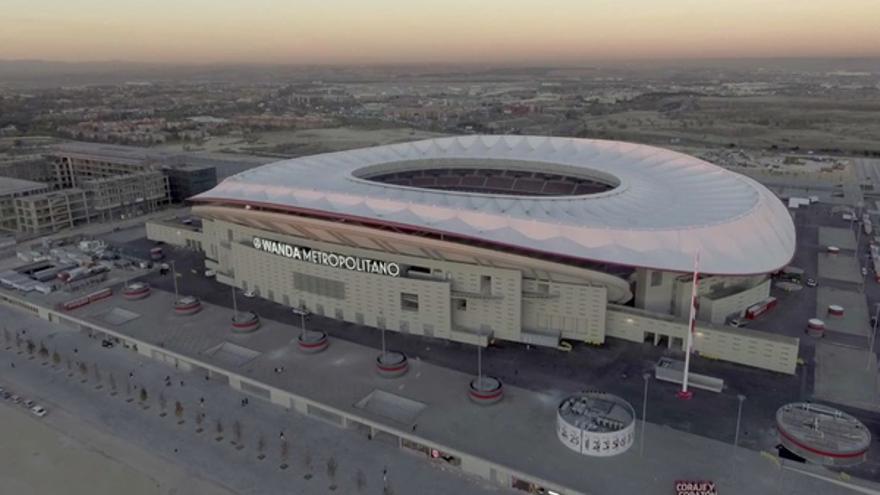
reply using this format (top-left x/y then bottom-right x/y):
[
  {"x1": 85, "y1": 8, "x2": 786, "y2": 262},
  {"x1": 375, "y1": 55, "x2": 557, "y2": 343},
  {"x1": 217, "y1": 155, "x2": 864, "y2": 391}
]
[{"x1": 640, "y1": 372, "x2": 651, "y2": 457}]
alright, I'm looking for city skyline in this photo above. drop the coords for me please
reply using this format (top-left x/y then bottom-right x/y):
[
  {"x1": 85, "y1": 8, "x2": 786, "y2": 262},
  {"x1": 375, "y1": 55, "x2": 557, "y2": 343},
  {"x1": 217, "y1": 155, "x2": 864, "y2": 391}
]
[{"x1": 2, "y1": 0, "x2": 879, "y2": 64}]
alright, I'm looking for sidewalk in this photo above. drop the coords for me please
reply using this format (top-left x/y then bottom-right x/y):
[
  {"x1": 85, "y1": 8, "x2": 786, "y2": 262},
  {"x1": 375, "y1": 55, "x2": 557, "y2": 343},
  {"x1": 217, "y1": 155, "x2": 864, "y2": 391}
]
[
  {"x1": 0, "y1": 303, "x2": 499, "y2": 495},
  {"x1": 28, "y1": 286, "x2": 880, "y2": 495}
]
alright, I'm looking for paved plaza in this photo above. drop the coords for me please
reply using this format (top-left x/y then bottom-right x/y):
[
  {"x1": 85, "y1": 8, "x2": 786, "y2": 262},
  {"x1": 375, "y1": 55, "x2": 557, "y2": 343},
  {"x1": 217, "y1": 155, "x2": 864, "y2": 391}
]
[
  {"x1": 818, "y1": 252, "x2": 864, "y2": 284},
  {"x1": 819, "y1": 226, "x2": 858, "y2": 251},
  {"x1": 814, "y1": 342, "x2": 880, "y2": 412},
  {"x1": 0, "y1": 305, "x2": 495, "y2": 495},
  {"x1": 2, "y1": 288, "x2": 876, "y2": 495},
  {"x1": 816, "y1": 287, "x2": 871, "y2": 338}
]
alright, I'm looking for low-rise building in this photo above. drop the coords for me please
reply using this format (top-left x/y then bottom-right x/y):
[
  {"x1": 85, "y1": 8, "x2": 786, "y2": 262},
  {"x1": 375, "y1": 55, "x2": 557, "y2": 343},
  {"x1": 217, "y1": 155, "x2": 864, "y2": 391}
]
[
  {"x1": 14, "y1": 188, "x2": 91, "y2": 235},
  {"x1": 0, "y1": 178, "x2": 50, "y2": 232}
]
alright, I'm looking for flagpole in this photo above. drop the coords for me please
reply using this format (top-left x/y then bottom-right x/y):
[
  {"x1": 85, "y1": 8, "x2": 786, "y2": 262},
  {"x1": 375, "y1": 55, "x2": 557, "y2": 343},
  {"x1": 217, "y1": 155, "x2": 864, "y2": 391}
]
[{"x1": 678, "y1": 250, "x2": 700, "y2": 400}]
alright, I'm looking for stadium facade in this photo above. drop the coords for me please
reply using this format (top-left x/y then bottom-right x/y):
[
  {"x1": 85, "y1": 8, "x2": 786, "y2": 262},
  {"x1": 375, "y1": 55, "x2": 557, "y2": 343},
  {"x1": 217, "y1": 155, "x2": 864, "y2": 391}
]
[{"x1": 147, "y1": 136, "x2": 799, "y2": 373}]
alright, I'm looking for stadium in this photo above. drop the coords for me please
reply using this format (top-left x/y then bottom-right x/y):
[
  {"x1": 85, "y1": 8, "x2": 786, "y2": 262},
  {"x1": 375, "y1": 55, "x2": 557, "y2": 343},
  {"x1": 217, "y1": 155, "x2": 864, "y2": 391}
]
[{"x1": 148, "y1": 135, "x2": 799, "y2": 373}]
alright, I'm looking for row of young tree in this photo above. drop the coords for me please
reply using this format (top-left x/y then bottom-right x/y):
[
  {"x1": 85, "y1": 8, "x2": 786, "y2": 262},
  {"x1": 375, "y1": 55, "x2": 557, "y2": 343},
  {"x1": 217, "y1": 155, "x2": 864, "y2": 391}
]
[{"x1": 2, "y1": 327, "x2": 392, "y2": 494}]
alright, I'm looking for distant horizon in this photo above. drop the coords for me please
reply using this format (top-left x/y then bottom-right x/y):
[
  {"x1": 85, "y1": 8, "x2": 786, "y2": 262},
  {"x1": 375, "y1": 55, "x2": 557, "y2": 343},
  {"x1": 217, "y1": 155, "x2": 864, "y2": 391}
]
[
  {"x1": 2, "y1": 0, "x2": 878, "y2": 65},
  {"x1": 2, "y1": 54, "x2": 880, "y2": 68}
]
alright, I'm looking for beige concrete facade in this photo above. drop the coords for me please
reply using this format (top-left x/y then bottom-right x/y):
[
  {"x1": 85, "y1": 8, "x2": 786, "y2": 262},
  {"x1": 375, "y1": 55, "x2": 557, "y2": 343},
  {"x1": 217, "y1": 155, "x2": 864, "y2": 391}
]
[
  {"x1": 209, "y1": 215, "x2": 609, "y2": 346},
  {"x1": 146, "y1": 210, "x2": 799, "y2": 375},
  {"x1": 606, "y1": 305, "x2": 799, "y2": 375}
]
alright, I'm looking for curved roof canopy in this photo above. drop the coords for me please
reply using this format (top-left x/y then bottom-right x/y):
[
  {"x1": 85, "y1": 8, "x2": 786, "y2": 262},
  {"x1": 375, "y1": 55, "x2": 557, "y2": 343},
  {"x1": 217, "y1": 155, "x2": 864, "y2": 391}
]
[{"x1": 192, "y1": 135, "x2": 795, "y2": 275}]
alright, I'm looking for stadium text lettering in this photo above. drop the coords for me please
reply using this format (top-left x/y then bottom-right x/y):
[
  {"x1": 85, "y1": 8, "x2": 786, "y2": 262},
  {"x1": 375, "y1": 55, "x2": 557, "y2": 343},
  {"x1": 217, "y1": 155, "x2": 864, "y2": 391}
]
[{"x1": 251, "y1": 237, "x2": 401, "y2": 277}]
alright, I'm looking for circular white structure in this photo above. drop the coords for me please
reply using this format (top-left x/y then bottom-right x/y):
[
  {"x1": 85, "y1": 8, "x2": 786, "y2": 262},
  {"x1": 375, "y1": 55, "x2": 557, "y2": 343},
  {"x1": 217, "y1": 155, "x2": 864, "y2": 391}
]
[
  {"x1": 556, "y1": 392, "x2": 635, "y2": 457},
  {"x1": 807, "y1": 318, "x2": 825, "y2": 337},
  {"x1": 776, "y1": 402, "x2": 870, "y2": 466},
  {"x1": 193, "y1": 136, "x2": 795, "y2": 276},
  {"x1": 828, "y1": 304, "x2": 845, "y2": 317}
]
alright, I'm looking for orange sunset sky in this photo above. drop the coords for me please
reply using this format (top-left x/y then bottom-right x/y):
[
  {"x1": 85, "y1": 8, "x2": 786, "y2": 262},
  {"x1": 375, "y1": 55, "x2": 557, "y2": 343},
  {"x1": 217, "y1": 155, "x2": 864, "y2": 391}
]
[{"x1": 1, "y1": 0, "x2": 878, "y2": 64}]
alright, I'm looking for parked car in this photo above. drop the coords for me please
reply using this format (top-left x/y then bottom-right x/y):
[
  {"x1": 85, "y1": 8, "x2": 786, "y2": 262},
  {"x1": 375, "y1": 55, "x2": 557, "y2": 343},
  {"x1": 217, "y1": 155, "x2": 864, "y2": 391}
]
[
  {"x1": 101, "y1": 339, "x2": 114, "y2": 348},
  {"x1": 204, "y1": 269, "x2": 216, "y2": 277},
  {"x1": 30, "y1": 406, "x2": 47, "y2": 418},
  {"x1": 805, "y1": 278, "x2": 817, "y2": 288},
  {"x1": 23, "y1": 399, "x2": 35, "y2": 408},
  {"x1": 729, "y1": 317, "x2": 748, "y2": 328},
  {"x1": 10, "y1": 395, "x2": 21, "y2": 404},
  {"x1": 243, "y1": 289, "x2": 257, "y2": 298}
]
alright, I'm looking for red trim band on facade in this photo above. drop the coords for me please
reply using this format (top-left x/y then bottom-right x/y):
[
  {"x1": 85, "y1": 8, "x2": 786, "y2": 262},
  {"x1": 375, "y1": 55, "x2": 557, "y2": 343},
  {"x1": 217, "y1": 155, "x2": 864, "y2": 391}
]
[
  {"x1": 298, "y1": 337, "x2": 328, "y2": 349},
  {"x1": 469, "y1": 387, "x2": 503, "y2": 400},
  {"x1": 777, "y1": 426, "x2": 867, "y2": 459},
  {"x1": 377, "y1": 361, "x2": 408, "y2": 372}
]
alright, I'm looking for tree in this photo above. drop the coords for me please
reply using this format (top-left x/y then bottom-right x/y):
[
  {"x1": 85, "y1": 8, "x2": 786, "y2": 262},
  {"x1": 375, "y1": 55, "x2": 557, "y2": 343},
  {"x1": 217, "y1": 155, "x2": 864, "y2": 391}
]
[
  {"x1": 195, "y1": 411, "x2": 204, "y2": 432},
  {"x1": 280, "y1": 437, "x2": 289, "y2": 466},
  {"x1": 215, "y1": 419, "x2": 224, "y2": 440},
  {"x1": 38, "y1": 341, "x2": 48, "y2": 359},
  {"x1": 26, "y1": 339, "x2": 35, "y2": 355},
  {"x1": 158, "y1": 392, "x2": 167, "y2": 415},
  {"x1": 326, "y1": 455, "x2": 338, "y2": 489},
  {"x1": 302, "y1": 449, "x2": 313, "y2": 479},
  {"x1": 175, "y1": 401, "x2": 184, "y2": 423},
  {"x1": 15, "y1": 333, "x2": 22, "y2": 350},
  {"x1": 139, "y1": 387, "x2": 148, "y2": 403},
  {"x1": 354, "y1": 469, "x2": 367, "y2": 493},
  {"x1": 51, "y1": 350, "x2": 61, "y2": 367},
  {"x1": 257, "y1": 433, "x2": 266, "y2": 459},
  {"x1": 79, "y1": 361, "x2": 88, "y2": 379},
  {"x1": 232, "y1": 420, "x2": 242, "y2": 446}
]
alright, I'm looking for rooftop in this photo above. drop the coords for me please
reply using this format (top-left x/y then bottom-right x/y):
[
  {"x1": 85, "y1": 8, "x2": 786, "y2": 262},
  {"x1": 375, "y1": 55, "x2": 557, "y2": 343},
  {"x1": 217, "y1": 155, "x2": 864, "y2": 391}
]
[
  {"x1": 0, "y1": 177, "x2": 48, "y2": 197},
  {"x1": 193, "y1": 135, "x2": 797, "y2": 275}
]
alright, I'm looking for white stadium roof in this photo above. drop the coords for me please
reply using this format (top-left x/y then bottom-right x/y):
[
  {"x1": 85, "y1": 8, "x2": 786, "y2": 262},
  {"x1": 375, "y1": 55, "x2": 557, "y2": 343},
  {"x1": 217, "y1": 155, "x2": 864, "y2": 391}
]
[{"x1": 193, "y1": 135, "x2": 795, "y2": 275}]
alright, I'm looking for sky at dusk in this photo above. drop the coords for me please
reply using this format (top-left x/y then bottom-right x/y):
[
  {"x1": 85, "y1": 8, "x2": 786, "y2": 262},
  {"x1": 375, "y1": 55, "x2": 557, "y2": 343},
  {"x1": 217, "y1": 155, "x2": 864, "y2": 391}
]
[{"x1": 2, "y1": 0, "x2": 879, "y2": 64}]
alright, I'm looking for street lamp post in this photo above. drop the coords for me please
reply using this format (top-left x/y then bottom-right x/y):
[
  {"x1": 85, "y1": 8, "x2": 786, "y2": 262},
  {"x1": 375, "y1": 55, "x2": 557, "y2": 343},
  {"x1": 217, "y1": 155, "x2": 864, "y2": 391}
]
[
  {"x1": 732, "y1": 394, "x2": 746, "y2": 479},
  {"x1": 867, "y1": 303, "x2": 880, "y2": 370},
  {"x1": 170, "y1": 260, "x2": 179, "y2": 301},
  {"x1": 291, "y1": 306, "x2": 308, "y2": 339},
  {"x1": 734, "y1": 394, "x2": 746, "y2": 448},
  {"x1": 380, "y1": 311, "x2": 387, "y2": 361},
  {"x1": 640, "y1": 371, "x2": 651, "y2": 457},
  {"x1": 231, "y1": 286, "x2": 238, "y2": 319}
]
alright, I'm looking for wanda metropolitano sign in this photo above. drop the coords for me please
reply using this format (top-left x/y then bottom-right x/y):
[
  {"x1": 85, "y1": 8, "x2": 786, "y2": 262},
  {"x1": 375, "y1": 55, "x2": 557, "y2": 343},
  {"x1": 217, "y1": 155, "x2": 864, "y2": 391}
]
[{"x1": 251, "y1": 236, "x2": 401, "y2": 277}]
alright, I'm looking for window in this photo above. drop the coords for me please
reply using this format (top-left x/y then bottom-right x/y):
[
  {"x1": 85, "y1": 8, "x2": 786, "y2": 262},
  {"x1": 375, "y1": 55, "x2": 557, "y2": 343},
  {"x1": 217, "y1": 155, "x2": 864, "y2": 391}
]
[
  {"x1": 453, "y1": 298, "x2": 467, "y2": 311},
  {"x1": 650, "y1": 271, "x2": 663, "y2": 287},
  {"x1": 401, "y1": 292, "x2": 419, "y2": 312},
  {"x1": 480, "y1": 275, "x2": 492, "y2": 293},
  {"x1": 536, "y1": 282, "x2": 550, "y2": 295},
  {"x1": 293, "y1": 273, "x2": 346, "y2": 299}
]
